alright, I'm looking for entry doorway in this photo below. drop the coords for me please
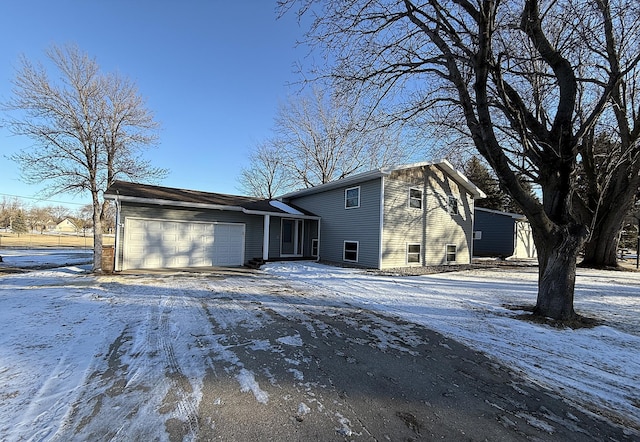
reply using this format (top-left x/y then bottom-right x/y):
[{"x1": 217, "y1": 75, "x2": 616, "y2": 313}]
[{"x1": 281, "y1": 219, "x2": 303, "y2": 256}]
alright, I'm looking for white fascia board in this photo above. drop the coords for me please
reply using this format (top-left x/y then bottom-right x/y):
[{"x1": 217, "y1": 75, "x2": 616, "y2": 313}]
[
  {"x1": 432, "y1": 159, "x2": 487, "y2": 199},
  {"x1": 278, "y1": 170, "x2": 384, "y2": 199},
  {"x1": 105, "y1": 194, "x2": 244, "y2": 212},
  {"x1": 279, "y1": 159, "x2": 486, "y2": 200},
  {"x1": 476, "y1": 206, "x2": 526, "y2": 220},
  {"x1": 107, "y1": 194, "x2": 321, "y2": 219},
  {"x1": 242, "y1": 209, "x2": 320, "y2": 220}
]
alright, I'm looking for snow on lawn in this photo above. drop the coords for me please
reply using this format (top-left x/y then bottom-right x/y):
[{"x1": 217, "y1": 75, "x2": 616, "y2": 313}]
[
  {"x1": 264, "y1": 262, "x2": 640, "y2": 428},
  {"x1": 0, "y1": 250, "x2": 638, "y2": 440},
  {"x1": 0, "y1": 248, "x2": 92, "y2": 269}
]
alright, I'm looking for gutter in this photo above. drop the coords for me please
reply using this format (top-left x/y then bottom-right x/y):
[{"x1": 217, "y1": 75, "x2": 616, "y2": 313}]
[{"x1": 104, "y1": 194, "x2": 320, "y2": 220}]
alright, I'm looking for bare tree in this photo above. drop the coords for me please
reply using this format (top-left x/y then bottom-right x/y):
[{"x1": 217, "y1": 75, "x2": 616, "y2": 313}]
[
  {"x1": 3, "y1": 44, "x2": 167, "y2": 271},
  {"x1": 281, "y1": 0, "x2": 640, "y2": 320},
  {"x1": 48, "y1": 205, "x2": 71, "y2": 223},
  {"x1": 28, "y1": 206, "x2": 51, "y2": 233},
  {"x1": 240, "y1": 87, "x2": 417, "y2": 196},
  {"x1": 238, "y1": 140, "x2": 293, "y2": 198}
]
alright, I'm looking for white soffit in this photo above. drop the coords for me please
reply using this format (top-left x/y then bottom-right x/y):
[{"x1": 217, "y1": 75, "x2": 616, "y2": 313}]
[{"x1": 269, "y1": 200, "x2": 304, "y2": 215}]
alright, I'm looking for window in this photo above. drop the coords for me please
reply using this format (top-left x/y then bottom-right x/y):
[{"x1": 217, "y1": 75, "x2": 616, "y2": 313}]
[
  {"x1": 311, "y1": 239, "x2": 319, "y2": 257},
  {"x1": 409, "y1": 188, "x2": 422, "y2": 209},
  {"x1": 407, "y1": 243, "x2": 421, "y2": 264},
  {"x1": 473, "y1": 231, "x2": 482, "y2": 240},
  {"x1": 448, "y1": 195, "x2": 459, "y2": 215},
  {"x1": 345, "y1": 186, "x2": 360, "y2": 209},
  {"x1": 446, "y1": 244, "x2": 457, "y2": 263},
  {"x1": 343, "y1": 241, "x2": 359, "y2": 262}
]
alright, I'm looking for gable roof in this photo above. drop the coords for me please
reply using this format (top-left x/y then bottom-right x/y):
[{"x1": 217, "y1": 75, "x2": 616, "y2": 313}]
[
  {"x1": 104, "y1": 180, "x2": 318, "y2": 218},
  {"x1": 279, "y1": 159, "x2": 487, "y2": 200}
]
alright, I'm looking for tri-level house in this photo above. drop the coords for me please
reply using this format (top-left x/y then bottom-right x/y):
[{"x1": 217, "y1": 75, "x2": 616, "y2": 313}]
[
  {"x1": 104, "y1": 160, "x2": 485, "y2": 271},
  {"x1": 280, "y1": 160, "x2": 485, "y2": 268}
]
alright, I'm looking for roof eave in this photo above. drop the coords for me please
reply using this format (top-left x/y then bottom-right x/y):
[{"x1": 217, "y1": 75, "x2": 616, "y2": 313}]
[
  {"x1": 243, "y1": 209, "x2": 320, "y2": 220},
  {"x1": 105, "y1": 194, "x2": 245, "y2": 212},
  {"x1": 280, "y1": 159, "x2": 487, "y2": 200},
  {"x1": 432, "y1": 159, "x2": 487, "y2": 199},
  {"x1": 278, "y1": 169, "x2": 385, "y2": 200},
  {"x1": 106, "y1": 193, "x2": 320, "y2": 218}
]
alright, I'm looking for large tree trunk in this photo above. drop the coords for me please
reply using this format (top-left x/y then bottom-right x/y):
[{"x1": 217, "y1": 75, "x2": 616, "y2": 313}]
[
  {"x1": 533, "y1": 226, "x2": 585, "y2": 320},
  {"x1": 580, "y1": 220, "x2": 622, "y2": 268},
  {"x1": 580, "y1": 173, "x2": 637, "y2": 268}
]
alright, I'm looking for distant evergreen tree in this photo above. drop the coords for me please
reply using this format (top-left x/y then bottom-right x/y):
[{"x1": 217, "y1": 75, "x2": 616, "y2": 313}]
[
  {"x1": 11, "y1": 211, "x2": 28, "y2": 236},
  {"x1": 463, "y1": 156, "x2": 507, "y2": 211},
  {"x1": 502, "y1": 177, "x2": 535, "y2": 215}
]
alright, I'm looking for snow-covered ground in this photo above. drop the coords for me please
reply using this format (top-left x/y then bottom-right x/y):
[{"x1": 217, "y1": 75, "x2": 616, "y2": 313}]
[
  {"x1": 267, "y1": 262, "x2": 640, "y2": 428},
  {"x1": 0, "y1": 249, "x2": 638, "y2": 440},
  {"x1": 0, "y1": 248, "x2": 92, "y2": 269}
]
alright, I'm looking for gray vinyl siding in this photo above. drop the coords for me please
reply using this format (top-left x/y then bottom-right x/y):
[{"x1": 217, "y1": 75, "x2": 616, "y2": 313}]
[
  {"x1": 288, "y1": 179, "x2": 382, "y2": 268},
  {"x1": 473, "y1": 210, "x2": 516, "y2": 257},
  {"x1": 382, "y1": 165, "x2": 474, "y2": 268},
  {"x1": 116, "y1": 203, "x2": 264, "y2": 268}
]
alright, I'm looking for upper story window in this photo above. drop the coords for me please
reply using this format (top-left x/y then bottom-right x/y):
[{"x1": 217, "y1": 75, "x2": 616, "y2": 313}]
[
  {"x1": 409, "y1": 188, "x2": 422, "y2": 209},
  {"x1": 345, "y1": 186, "x2": 360, "y2": 209},
  {"x1": 448, "y1": 195, "x2": 459, "y2": 215}
]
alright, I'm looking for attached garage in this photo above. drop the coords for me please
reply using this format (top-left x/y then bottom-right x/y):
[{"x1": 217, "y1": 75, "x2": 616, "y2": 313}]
[
  {"x1": 122, "y1": 218, "x2": 245, "y2": 270},
  {"x1": 104, "y1": 180, "x2": 320, "y2": 272}
]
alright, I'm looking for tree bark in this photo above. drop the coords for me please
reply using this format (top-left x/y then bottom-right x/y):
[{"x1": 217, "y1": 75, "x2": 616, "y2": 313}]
[
  {"x1": 534, "y1": 226, "x2": 585, "y2": 320},
  {"x1": 581, "y1": 209, "x2": 627, "y2": 268},
  {"x1": 580, "y1": 168, "x2": 639, "y2": 268}
]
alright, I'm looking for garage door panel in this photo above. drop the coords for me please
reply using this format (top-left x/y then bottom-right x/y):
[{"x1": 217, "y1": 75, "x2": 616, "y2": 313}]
[{"x1": 123, "y1": 218, "x2": 245, "y2": 270}]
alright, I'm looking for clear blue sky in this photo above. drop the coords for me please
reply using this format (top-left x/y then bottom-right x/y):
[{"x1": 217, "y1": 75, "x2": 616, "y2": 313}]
[{"x1": 0, "y1": 1, "x2": 310, "y2": 210}]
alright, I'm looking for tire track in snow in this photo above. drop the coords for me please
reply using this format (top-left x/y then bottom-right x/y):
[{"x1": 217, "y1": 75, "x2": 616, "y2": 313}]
[{"x1": 156, "y1": 295, "x2": 201, "y2": 441}]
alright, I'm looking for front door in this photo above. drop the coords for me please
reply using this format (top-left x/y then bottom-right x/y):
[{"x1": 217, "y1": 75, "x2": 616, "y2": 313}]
[{"x1": 281, "y1": 219, "x2": 303, "y2": 256}]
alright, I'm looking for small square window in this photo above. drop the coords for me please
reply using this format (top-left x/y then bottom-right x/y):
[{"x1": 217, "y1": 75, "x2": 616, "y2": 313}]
[
  {"x1": 409, "y1": 188, "x2": 422, "y2": 209},
  {"x1": 407, "y1": 243, "x2": 421, "y2": 263},
  {"x1": 448, "y1": 196, "x2": 459, "y2": 215},
  {"x1": 345, "y1": 187, "x2": 360, "y2": 209},
  {"x1": 344, "y1": 241, "x2": 359, "y2": 262},
  {"x1": 446, "y1": 244, "x2": 457, "y2": 263}
]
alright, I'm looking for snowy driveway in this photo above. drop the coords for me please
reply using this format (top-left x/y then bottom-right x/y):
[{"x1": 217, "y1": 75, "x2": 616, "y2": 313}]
[{"x1": 0, "y1": 256, "x2": 638, "y2": 441}]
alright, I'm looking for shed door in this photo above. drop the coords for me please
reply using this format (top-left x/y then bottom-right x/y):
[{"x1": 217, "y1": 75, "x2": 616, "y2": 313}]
[{"x1": 123, "y1": 218, "x2": 245, "y2": 269}]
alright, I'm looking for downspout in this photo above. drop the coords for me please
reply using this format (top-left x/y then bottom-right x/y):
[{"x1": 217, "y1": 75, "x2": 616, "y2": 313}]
[
  {"x1": 378, "y1": 176, "x2": 385, "y2": 269},
  {"x1": 470, "y1": 197, "x2": 475, "y2": 263},
  {"x1": 263, "y1": 214, "x2": 270, "y2": 261},
  {"x1": 422, "y1": 167, "x2": 428, "y2": 266},
  {"x1": 114, "y1": 193, "x2": 121, "y2": 272},
  {"x1": 316, "y1": 218, "x2": 321, "y2": 262}
]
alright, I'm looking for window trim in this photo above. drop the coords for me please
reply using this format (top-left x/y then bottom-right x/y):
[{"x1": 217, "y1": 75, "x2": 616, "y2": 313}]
[
  {"x1": 448, "y1": 195, "x2": 459, "y2": 215},
  {"x1": 345, "y1": 186, "x2": 360, "y2": 209},
  {"x1": 343, "y1": 240, "x2": 359, "y2": 262},
  {"x1": 407, "y1": 243, "x2": 421, "y2": 265},
  {"x1": 408, "y1": 187, "x2": 422, "y2": 209},
  {"x1": 446, "y1": 244, "x2": 457, "y2": 263},
  {"x1": 311, "y1": 238, "x2": 319, "y2": 257}
]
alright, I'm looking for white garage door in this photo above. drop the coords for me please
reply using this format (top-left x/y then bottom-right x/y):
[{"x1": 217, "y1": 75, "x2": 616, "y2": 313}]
[{"x1": 123, "y1": 218, "x2": 245, "y2": 269}]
